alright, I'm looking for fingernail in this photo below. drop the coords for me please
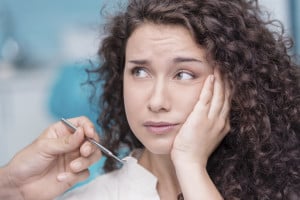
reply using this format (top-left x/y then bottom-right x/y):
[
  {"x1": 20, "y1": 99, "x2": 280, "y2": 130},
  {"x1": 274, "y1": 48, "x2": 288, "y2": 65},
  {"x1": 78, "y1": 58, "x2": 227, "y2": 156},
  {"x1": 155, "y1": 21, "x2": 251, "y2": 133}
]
[
  {"x1": 84, "y1": 145, "x2": 91, "y2": 154},
  {"x1": 71, "y1": 161, "x2": 82, "y2": 171},
  {"x1": 87, "y1": 127, "x2": 95, "y2": 137},
  {"x1": 74, "y1": 127, "x2": 82, "y2": 136},
  {"x1": 57, "y1": 173, "x2": 68, "y2": 181}
]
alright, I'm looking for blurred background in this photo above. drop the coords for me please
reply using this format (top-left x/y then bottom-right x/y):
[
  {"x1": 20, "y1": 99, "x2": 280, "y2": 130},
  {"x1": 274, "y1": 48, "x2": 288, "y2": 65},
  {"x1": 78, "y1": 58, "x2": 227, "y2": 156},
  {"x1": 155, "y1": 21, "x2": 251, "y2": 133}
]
[
  {"x1": 0, "y1": 0, "x2": 299, "y2": 177},
  {"x1": 0, "y1": 0, "x2": 109, "y2": 166}
]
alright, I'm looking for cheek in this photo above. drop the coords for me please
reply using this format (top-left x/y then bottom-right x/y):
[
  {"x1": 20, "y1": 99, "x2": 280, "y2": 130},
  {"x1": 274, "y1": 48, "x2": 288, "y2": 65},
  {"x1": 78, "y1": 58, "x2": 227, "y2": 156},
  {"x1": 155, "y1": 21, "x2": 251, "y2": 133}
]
[
  {"x1": 176, "y1": 91, "x2": 200, "y2": 109},
  {"x1": 123, "y1": 79, "x2": 147, "y2": 122},
  {"x1": 123, "y1": 81, "x2": 135, "y2": 117},
  {"x1": 171, "y1": 83, "x2": 203, "y2": 118}
]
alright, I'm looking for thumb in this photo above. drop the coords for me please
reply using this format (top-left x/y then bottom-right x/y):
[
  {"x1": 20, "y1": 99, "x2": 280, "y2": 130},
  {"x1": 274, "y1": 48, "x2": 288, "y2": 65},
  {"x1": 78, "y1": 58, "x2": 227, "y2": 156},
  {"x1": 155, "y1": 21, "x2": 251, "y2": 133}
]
[
  {"x1": 57, "y1": 170, "x2": 89, "y2": 185},
  {"x1": 43, "y1": 127, "x2": 85, "y2": 155}
]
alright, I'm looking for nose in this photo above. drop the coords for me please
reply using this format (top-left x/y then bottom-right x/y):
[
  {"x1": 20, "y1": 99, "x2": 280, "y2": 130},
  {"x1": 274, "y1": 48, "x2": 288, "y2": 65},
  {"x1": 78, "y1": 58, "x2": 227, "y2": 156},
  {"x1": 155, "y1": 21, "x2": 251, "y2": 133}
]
[{"x1": 147, "y1": 79, "x2": 171, "y2": 112}]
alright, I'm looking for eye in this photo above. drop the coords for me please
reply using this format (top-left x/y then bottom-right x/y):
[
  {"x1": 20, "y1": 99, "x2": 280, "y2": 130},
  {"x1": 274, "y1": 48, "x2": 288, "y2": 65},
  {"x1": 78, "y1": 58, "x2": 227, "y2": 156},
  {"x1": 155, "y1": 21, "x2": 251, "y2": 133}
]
[
  {"x1": 131, "y1": 67, "x2": 150, "y2": 78},
  {"x1": 175, "y1": 70, "x2": 195, "y2": 80}
]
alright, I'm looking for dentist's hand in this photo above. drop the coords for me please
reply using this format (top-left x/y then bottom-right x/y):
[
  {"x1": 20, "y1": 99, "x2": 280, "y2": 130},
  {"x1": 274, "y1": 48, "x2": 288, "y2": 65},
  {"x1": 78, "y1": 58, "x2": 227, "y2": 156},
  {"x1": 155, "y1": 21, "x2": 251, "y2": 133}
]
[{"x1": 1, "y1": 116, "x2": 102, "y2": 200}]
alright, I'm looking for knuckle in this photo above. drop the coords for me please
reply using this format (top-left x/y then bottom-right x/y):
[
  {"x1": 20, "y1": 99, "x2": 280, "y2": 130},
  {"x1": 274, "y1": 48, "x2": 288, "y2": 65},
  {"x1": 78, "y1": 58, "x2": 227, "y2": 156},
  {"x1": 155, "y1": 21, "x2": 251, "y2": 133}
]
[
  {"x1": 222, "y1": 120, "x2": 231, "y2": 134},
  {"x1": 225, "y1": 123, "x2": 231, "y2": 133},
  {"x1": 79, "y1": 115, "x2": 89, "y2": 122},
  {"x1": 219, "y1": 118, "x2": 226, "y2": 128}
]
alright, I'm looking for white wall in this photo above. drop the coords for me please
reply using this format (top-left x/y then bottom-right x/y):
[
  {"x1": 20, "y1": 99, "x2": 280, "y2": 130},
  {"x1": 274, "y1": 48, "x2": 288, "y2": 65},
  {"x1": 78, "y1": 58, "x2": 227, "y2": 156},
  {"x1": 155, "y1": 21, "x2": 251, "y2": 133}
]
[
  {"x1": 0, "y1": 67, "x2": 57, "y2": 165},
  {"x1": 259, "y1": 0, "x2": 291, "y2": 34}
]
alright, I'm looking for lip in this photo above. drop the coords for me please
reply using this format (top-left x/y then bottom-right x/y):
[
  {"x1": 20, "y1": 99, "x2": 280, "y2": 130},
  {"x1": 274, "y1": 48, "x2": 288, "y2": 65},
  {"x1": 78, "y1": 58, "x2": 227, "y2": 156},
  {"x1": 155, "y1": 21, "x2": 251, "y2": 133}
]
[{"x1": 143, "y1": 121, "x2": 179, "y2": 135}]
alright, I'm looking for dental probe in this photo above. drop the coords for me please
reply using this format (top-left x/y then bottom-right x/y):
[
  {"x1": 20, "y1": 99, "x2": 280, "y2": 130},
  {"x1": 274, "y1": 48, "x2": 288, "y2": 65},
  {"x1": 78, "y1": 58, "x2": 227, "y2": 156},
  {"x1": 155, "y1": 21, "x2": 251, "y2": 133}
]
[{"x1": 61, "y1": 118, "x2": 124, "y2": 164}]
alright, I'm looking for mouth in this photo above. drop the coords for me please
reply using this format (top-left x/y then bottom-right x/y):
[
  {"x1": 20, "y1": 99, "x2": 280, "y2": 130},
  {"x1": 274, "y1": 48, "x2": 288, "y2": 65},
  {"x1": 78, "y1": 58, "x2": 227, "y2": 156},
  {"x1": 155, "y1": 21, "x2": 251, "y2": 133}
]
[{"x1": 143, "y1": 121, "x2": 179, "y2": 134}]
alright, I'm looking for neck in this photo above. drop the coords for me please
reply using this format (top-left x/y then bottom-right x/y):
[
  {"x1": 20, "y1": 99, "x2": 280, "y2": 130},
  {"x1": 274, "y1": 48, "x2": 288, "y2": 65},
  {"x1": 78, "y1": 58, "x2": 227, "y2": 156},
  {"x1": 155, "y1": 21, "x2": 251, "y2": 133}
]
[{"x1": 138, "y1": 149, "x2": 181, "y2": 199}]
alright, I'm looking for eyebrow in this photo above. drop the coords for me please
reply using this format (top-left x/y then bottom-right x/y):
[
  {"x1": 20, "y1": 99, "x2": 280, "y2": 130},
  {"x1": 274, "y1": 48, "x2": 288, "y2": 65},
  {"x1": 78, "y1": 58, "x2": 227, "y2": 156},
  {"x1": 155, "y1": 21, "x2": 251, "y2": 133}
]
[
  {"x1": 173, "y1": 57, "x2": 203, "y2": 63},
  {"x1": 128, "y1": 59, "x2": 149, "y2": 65},
  {"x1": 128, "y1": 57, "x2": 202, "y2": 65}
]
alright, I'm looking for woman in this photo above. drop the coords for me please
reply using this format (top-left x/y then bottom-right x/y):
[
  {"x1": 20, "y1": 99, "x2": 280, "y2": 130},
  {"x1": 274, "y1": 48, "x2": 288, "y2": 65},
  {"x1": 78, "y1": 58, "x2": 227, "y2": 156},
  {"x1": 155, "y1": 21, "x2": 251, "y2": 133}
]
[{"x1": 61, "y1": 0, "x2": 300, "y2": 199}]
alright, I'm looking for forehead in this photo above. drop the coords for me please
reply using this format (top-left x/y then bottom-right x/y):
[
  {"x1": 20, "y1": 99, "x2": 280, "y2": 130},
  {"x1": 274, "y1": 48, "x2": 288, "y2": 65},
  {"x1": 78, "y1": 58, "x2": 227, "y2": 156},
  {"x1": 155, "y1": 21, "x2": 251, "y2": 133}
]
[
  {"x1": 125, "y1": 23, "x2": 205, "y2": 59},
  {"x1": 127, "y1": 23, "x2": 195, "y2": 47}
]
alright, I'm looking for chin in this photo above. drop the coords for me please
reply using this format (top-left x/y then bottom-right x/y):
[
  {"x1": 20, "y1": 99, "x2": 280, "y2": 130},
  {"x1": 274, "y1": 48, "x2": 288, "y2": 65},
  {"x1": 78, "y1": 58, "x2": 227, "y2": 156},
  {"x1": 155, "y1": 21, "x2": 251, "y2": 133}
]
[{"x1": 145, "y1": 142, "x2": 173, "y2": 155}]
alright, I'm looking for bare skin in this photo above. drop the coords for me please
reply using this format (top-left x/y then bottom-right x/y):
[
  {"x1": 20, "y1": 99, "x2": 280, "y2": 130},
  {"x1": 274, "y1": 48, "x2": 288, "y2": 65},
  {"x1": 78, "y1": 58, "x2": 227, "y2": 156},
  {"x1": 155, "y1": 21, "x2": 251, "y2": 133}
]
[
  {"x1": 0, "y1": 116, "x2": 102, "y2": 200},
  {"x1": 124, "y1": 23, "x2": 230, "y2": 199}
]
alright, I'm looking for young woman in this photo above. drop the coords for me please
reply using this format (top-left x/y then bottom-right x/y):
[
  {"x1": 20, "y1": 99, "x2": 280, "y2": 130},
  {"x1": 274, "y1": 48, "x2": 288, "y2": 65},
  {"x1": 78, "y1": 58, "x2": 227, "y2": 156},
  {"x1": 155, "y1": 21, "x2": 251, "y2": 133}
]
[
  {"x1": 61, "y1": 0, "x2": 300, "y2": 199},
  {"x1": 1, "y1": 0, "x2": 299, "y2": 199}
]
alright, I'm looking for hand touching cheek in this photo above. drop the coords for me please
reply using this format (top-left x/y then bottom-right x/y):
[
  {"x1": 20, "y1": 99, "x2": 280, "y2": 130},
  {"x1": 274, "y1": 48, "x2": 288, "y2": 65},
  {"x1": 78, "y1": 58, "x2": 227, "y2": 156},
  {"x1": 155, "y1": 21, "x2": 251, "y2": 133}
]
[{"x1": 171, "y1": 69, "x2": 231, "y2": 167}]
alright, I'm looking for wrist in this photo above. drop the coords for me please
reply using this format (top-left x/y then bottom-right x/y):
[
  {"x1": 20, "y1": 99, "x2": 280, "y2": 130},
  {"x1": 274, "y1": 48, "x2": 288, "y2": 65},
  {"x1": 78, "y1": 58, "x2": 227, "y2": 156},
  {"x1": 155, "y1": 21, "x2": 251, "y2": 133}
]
[
  {"x1": 171, "y1": 146, "x2": 210, "y2": 168},
  {"x1": 0, "y1": 165, "x2": 24, "y2": 200},
  {"x1": 173, "y1": 162, "x2": 223, "y2": 200},
  {"x1": 173, "y1": 160, "x2": 207, "y2": 175},
  {"x1": 171, "y1": 152, "x2": 208, "y2": 170}
]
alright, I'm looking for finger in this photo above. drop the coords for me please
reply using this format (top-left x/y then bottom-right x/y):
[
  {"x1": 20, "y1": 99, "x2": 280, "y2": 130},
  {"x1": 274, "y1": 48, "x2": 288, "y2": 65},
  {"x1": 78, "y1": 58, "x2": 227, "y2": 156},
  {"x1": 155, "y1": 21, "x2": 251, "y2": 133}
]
[
  {"x1": 83, "y1": 122, "x2": 99, "y2": 140},
  {"x1": 67, "y1": 116, "x2": 100, "y2": 143},
  {"x1": 80, "y1": 132, "x2": 101, "y2": 158},
  {"x1": 208, "y1": 68, "x2": 225, "y2": 119},
  {"x1": 221, "y1": 117, "x2": 231, "y2": 136},
  {"x1": 193, "y1": 74, "x2": 215, "y2": 115},
  {"x1": 67, "y1": 116, "x2": 94, "y2": 126},
  {"x1": 181, "y1": 75, "x2": 214, "y2": 130},
  {"x1": 80, "y1": 141, "x2": 94, "y2": 157},
  {"x1": 41, "y1": 117, "x2": 93, "y2": 139},
  {"x1": 57, "y1": 170, "x2": 90, "y2": 187},
  {"x1": 42, "y1": 127, "x2": 85, "y2": 155},
  {"x1": 70, "y1": 150, "x2": 102, "y2": 173},
  {"x1": 220, "y1": 78, "x2": 232, "y2": 120},
  {"x1": 68, "y1": 116, "x2": 96, "y2": 137}
]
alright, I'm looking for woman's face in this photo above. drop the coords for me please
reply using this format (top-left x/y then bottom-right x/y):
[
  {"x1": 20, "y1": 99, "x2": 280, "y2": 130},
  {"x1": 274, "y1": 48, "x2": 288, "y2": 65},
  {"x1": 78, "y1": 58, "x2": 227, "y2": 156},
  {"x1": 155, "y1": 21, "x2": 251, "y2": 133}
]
[{"x1": 123, "y1": 23, "x2": 213, "y2": 155}]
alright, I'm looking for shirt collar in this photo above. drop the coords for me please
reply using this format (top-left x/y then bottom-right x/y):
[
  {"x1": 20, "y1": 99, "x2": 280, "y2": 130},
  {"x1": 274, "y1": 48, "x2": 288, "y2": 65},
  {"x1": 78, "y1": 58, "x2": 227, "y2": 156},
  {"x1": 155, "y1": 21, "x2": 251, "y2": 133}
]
[{"x1": 118, "y1": 151, "x2": 159, "y2": 197}]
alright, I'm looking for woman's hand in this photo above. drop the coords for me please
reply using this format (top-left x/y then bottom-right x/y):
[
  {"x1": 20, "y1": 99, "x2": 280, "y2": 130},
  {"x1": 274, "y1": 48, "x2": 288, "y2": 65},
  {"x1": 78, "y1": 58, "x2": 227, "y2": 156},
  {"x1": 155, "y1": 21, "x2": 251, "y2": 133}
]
[
  {"x1": 2, "y1": 116, "x2": 102, "y2": 200},
  {"x1": 171, "y1": 68, "x2": 231, "y2": 199},
  {"x1": 171, "y1": 68, "x2": 231, "y2": 166}
]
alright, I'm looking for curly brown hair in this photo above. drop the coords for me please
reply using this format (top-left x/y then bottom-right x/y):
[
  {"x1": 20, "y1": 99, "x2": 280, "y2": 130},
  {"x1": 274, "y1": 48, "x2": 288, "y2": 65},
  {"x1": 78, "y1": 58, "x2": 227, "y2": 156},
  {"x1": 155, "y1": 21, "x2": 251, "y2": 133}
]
[{"x1": 87, "y1": 0, "x2": 300, "y2": 198}]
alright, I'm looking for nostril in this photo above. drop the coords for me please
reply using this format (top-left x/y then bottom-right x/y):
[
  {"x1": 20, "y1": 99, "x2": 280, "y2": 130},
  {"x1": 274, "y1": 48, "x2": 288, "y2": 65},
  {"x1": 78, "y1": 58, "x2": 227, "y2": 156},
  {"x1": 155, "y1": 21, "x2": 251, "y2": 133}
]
[{"x1": 147, "y1": 80, "x2": 171, "y2": 112}]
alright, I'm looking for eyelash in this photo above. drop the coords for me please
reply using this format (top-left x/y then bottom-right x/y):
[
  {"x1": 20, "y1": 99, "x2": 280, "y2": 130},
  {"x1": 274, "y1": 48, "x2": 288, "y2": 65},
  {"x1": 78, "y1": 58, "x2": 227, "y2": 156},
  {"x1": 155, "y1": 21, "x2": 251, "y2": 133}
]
[
  {"x1": 130, "y1": 66, "x2": 149, "y2": 78},
  {"x1": 175, "y1": 70, "x2": 195, "y2": 80},
  {"x1": 130, "y1": 67, "x2": 196, "y2": 80}
]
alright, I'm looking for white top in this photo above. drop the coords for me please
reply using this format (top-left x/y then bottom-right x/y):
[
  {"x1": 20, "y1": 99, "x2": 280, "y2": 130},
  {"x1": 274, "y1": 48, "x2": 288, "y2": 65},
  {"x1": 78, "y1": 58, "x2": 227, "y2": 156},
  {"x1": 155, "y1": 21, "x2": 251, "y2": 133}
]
[{"x1": 58, "y1": 152, "x2": 160, "y2": 200}]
